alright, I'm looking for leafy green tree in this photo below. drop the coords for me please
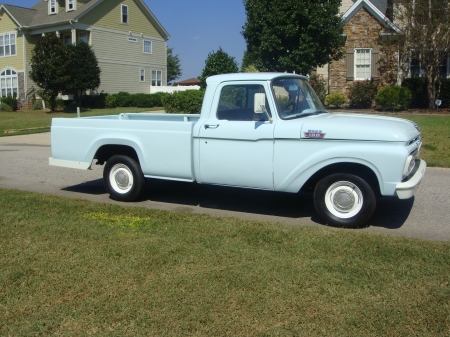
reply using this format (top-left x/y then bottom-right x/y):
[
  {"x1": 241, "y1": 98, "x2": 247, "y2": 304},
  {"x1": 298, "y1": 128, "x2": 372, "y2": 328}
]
[
  {"x1": 394, "y1": 0, "x2": 450, "y2": 108},
  {"x1": 65, "y1": 41, "x2": 101, "y2": 105},
  {"x1": 199, "y1": 47, "x2": 239, "y2": 89},
  {"x1": 29, "y1": 33, "x2": 70, "y2": 111},
  {"x1": 242, "y1": 0, "x2": 346, "y2": 75},
  {"x1": 167, "y1": 47, "x2": 182, "y2": 84}
]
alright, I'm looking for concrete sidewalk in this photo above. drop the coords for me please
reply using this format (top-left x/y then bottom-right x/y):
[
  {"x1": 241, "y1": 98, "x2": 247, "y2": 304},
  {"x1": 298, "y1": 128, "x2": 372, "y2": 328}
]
[{"x1": 0, "y1": 132, "x2": 51, "y2": 146}]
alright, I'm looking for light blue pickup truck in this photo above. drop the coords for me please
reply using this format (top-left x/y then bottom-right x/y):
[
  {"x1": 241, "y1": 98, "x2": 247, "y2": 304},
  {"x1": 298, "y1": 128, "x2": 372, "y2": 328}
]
[{"x1": 49, "y1": 73, "x2": 426, "y2": 228}]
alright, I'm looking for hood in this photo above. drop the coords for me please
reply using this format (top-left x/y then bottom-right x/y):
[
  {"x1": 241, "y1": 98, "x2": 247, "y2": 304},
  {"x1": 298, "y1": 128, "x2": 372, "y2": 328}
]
[{"x1": 300, "y1": 114, "x2": 420, "y2": 142}]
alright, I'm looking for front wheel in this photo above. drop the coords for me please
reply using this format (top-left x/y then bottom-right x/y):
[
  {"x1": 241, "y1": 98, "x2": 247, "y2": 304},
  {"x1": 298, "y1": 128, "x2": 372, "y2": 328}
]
[
  {"x1": 103, "y1": 155, "x2": 145, "y2": 202},
  {"x1": 314, "y1": 174, "x2": 376, "y2": 228}
]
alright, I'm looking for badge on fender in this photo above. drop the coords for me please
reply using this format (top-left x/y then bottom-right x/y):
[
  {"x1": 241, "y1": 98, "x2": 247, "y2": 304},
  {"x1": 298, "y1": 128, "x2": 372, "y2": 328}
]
[{"x1": 304, "y1": 130, "x2": 326, "y2": 138}]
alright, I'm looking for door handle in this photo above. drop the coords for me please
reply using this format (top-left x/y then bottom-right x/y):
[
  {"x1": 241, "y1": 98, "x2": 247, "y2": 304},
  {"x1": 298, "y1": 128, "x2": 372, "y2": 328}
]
[{"x1": 204, "y1": 124, "x2": 219, "y2": 129}]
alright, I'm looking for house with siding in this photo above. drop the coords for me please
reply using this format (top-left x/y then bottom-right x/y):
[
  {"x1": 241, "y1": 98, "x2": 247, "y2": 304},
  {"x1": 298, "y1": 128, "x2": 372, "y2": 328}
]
[
  {"x1": 318, "y1": 0, "x2": 450, "y2": 95},
  {"x1": 0, "y1": 0, "x2": 170, "y2": 107}
]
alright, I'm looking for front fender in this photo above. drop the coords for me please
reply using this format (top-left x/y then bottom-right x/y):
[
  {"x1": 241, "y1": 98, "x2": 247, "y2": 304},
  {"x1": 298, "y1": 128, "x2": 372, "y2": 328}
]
[{"x1": 273, "y1": 141, "x2": 405, "y2": 196}]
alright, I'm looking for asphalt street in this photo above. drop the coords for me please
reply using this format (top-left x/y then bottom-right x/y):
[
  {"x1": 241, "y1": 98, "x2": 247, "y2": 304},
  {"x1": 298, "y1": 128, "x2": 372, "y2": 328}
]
[{"x1": 0, "y1": 133, "x2": 449, "y2": 241}]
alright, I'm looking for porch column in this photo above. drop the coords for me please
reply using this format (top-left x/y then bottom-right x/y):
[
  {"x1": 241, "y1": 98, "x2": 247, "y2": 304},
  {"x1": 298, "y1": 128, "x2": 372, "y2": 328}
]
[{"x1": 71, "y1": 28, "x2": 76, "y2": 44}]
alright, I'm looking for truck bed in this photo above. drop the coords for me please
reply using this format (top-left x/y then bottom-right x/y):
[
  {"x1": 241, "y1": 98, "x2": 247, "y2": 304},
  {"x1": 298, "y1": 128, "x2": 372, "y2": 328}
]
[{"x1": 50, "y1": 113, "x2": 201, "y2": 181}]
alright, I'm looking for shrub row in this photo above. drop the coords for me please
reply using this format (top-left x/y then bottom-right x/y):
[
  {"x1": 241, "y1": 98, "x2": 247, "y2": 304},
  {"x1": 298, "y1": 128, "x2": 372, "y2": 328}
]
[
  {"x1": 402, "y1": 77, "x2": 450, "y2": 109},
  {"x1": 161, "y1": 90, "x2": 205, "y2": 114},
  {"x1": 324, "y1": 80, "x2": 413, "y2": 111}
]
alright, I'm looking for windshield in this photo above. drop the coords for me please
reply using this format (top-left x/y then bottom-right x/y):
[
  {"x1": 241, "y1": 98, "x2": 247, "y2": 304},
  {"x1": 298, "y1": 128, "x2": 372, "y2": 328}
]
[{"x1": 272, "y1": 78, "x2": 327, "y2": 119}]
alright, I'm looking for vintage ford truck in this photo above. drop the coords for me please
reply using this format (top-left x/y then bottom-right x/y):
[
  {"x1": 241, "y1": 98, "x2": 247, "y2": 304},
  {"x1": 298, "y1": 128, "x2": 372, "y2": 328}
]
[{"x1": 49, "y1": 73, "x2": 426, "y2": 228}]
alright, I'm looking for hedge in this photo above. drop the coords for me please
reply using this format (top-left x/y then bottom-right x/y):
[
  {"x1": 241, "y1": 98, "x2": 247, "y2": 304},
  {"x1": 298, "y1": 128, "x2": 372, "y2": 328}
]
[
  {"x1": 401, "y1": 77, "x2": 450, "y2": 109},
  {"x1": 162, "y1": 90, "x2": 205, "y2": 114}
]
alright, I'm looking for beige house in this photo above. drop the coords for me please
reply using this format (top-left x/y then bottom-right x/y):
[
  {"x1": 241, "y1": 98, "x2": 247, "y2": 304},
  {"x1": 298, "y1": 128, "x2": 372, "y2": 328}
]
[
  {"x1": 318, "y1": 0, "x2": 450, "y2": 95},
  {"x1": 0, "y1": 0, "x2": 170, "y2": 107}
]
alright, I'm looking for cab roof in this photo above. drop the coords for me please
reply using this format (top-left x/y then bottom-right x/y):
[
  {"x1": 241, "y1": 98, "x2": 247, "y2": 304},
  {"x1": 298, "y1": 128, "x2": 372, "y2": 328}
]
[{"x1": 206, "y1": 73, "x2": 308, "y2": 85}]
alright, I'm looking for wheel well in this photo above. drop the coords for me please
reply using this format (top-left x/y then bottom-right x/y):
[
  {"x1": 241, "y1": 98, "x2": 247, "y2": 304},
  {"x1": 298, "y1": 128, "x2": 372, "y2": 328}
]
[
  {"x1": 301, "y1": 163, "x2": 380, "y2": 196},
  {"x1": 94, "y1": 145, "x2": 140, "y2": 165}
]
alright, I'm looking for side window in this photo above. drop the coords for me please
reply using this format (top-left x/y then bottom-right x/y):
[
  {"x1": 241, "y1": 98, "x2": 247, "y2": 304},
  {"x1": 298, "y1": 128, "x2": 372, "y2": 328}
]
[
  {"x1": 121, "y1": 5, "x2": 128, "y2": 24},
  {"x1": 217, "y1": 84, "x2": 271, "y2": 121}
]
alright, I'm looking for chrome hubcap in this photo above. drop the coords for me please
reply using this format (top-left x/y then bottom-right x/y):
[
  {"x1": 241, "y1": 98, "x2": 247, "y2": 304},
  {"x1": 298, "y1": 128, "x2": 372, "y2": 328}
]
[
  {"x1": 333, "y1": 190, "x2": 356, "y2": 211},
  {"x1": 109, "y1": 164, "x2": 134, "y2": 194},
  {"x1": 325, "y1": 181, "x2": 363, "y2": 219},
  {"x1": 115, "y1": 171, "x2": 130, "y2": 189}
]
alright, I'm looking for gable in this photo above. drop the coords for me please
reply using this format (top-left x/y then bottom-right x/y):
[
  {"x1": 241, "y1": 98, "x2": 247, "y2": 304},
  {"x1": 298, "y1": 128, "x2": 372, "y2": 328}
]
[
  {"x1": 0, "y1": 8, "x2": 20, "y2": 31},
  {"x1": 343, "y1": 0, "x2": 401, "y2": 33},
  {"x1": 78, "y1": 0, "x2": 168, "y2": 40}
]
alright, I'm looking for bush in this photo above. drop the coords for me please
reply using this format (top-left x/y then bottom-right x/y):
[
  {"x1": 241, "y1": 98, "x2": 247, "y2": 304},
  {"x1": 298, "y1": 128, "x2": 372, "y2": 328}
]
[
  {"x1": 1, "y1": 93, "x2": 18, "y2": 111},
  {"x1": 438, "y1": 78, "x2": 450, "y2": 109},
  {"x1": 309, "y1": 74, "x2": 327, "y2": 104},
  {"x1": 348, "y1": 80, "x2": 378, "y2": 108},
  {"x1": 150, "y1": 92, "x2": 170, "y2": 107},
  {"x1": 0, "y1": 102, "x2": 12, "y2": 111},
  {"x1": 113, "y1": 92, "x2": 132, "y2": 107},
  {"x1": 105, "y1": 95, "x2": 117, "y2": 108},
  {"x1": 401, "y1": 77, "x2": 450, "y2": 109},
  {"x1": 375, "y1": 86, "x2": 412, "y2": 111},
  {"x1": 52, "y1": 98, "x2": 65, "y2": 110},
  {"x1": 162, "y1": 90, "x2": 205, "y2": 114},
  {"x1": 401, "y1": 78, "x2": 428, "y2": 109},
  {"x1": 325, "y1": 92, "x2": 347, "y2": 108},
  {"x1": 33, "y1": 99, "x2": 43, "y2": 110}
]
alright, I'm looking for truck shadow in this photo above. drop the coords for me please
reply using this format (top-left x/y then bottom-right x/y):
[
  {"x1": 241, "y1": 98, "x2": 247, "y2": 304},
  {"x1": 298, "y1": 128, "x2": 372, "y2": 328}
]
[
  {"x1": 62, "y1": 178, "x2": 414, "y2": 229},
  {"x1": 145, "y1": 178, "x2": 316, "y2": 219}
]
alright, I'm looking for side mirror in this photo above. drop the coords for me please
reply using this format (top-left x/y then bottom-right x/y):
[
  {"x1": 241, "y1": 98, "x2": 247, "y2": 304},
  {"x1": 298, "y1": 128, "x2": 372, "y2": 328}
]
[
  {"x1": 254, "y1": 93, "x2": 272, "y2": 122},
  {"x1": 254, "y1": 93, "x2": 266, "y2": 114}
]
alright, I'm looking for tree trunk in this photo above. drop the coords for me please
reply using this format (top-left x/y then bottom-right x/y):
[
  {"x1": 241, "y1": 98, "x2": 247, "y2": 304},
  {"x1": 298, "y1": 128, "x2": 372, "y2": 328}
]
[{"x1": 427, "y1": 72, "x2": 436, "y2": 109}]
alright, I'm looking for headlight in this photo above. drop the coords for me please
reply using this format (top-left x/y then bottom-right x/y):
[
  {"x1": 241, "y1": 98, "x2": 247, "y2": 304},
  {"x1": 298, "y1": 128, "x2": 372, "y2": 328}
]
[
  {"x1": 403, "y1": 146, "x2": 420, "y2": 178},
  {"x1": 403, "y1": 155, "x2": 416, "y2": 178}
]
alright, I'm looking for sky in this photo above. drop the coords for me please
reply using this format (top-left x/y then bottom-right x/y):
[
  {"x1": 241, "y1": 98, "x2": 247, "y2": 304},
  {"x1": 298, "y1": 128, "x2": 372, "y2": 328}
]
[{"x1": 11, "y1": 0, "x2": 248, "y2": 81}]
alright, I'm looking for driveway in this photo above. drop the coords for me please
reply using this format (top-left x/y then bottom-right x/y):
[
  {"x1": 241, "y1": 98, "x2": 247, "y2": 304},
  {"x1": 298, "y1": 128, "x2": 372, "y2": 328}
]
[{"x1": 0, "y1": 133, "x2": 449, "y2": 241}]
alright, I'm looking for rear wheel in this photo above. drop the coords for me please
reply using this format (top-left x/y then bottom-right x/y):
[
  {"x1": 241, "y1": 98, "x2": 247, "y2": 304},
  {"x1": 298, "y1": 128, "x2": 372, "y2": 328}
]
[
  {"x1": 314, "y1": 174, "x2": 376, "y2": 228},
  {"x1": 103, "y1": 155, "x2": 145, "y2": 202}
]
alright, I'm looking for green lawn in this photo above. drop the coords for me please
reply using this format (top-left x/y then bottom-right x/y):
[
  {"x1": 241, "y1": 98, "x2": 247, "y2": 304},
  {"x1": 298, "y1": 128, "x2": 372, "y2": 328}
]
[
  {"x1": 0, "y1": 107, "x2": 160, "y2": 137},
  {"x1": 1, "y1": 189, "x2": 449, "y2": 336},
  {"x1": 398, "y1": 114, "x2": 450, "y2": 167}
]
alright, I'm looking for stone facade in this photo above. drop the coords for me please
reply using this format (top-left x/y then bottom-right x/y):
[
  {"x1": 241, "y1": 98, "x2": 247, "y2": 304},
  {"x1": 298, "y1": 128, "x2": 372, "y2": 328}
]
[
  {"x1": 17, "y1": 72, "x2": 26, "y2": 105},
  {"x1": 329, "y1": 7, "x2": 398, "y2": 94}
]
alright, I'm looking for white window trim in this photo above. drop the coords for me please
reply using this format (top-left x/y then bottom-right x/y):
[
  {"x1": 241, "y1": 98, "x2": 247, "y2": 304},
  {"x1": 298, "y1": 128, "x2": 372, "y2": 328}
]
[
  {"x1": 0, "y1": 32, "x2": 17, "y2": 58},
  {"x1": 121, "y1": 4, "x2": 129, "y2": 24},
  {"x1": 354, "y1": 48, "x2": 372, "y2": 80},
  {"x1": 49, "y1": 0, "x2": 58, "y2": 15},
  {"x1": 151, "y1": 70, "x2": 162, "y2": 86},
  {"x1": 140, "y1": 69, "x2": 145, "y2": 82},
  {"x1": 67, "y1": 0, "x2": 76, "y2": 12},
  {"x1": 0, "y1": 67, "x2": 18, "y2": 98},
  {"x1": 143, "y1": 40, "x2": 152, "y2": 54}
]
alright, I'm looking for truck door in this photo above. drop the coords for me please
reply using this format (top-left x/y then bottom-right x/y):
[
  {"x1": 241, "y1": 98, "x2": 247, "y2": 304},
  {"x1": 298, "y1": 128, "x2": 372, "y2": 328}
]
[{"x1": 198, "y1": 83, "x2": 275, "y2": 190}]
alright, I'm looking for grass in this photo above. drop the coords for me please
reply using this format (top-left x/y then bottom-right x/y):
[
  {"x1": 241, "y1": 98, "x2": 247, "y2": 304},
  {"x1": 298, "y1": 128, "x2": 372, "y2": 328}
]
[
  {"x1": 1, "y1": 189, "x2": 449, "y2": 336},
  {"x1": 396, "y1": 114, "x2": 450, "y2": 167},
  {"x1": 0, "y1": 107, "x2": 160, "y2": 137}
]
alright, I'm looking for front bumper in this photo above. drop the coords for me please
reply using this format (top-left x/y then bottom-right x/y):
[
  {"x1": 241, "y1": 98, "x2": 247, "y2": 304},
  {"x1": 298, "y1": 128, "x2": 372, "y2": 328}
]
[{"x1": 396, "y1": 159, "x2": 426, "y2": 199}]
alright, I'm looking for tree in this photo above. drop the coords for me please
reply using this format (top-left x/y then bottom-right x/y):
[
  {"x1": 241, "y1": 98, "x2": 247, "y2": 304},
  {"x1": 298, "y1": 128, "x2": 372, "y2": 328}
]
[
  {"x1": 29, "y1": 33, "x2": 70, "y2": 111},
  {"x1": 242, "y1": 0, "x2": 346, "y2": 75},
  {"x1": 65, "y1": 41, "x2": 101, "y2": 105},
  {"x1": 394, "y1": 0, "x2": 450, "y2": 108},
  {"x1": 199, "y1": 47, "x2": 239, "y2": 89},
  {"x1": 167, "y1": 47, "x2": 182, "y2": 84}
]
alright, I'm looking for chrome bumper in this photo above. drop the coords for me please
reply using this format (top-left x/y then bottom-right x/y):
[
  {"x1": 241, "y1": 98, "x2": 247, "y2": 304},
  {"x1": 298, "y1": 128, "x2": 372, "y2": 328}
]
[{"x1": 396, "y1": 160, "x2": 426, "y2": 199}]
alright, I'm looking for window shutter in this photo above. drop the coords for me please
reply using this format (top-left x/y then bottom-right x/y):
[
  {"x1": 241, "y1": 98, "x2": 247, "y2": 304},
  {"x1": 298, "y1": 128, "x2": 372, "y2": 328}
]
[
  {"x1": 371, "y1": 49, "x2": 380, "y2": 79},
  {"x1": 346, "y1": 49, "x2": 354, "y2": 81}
]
